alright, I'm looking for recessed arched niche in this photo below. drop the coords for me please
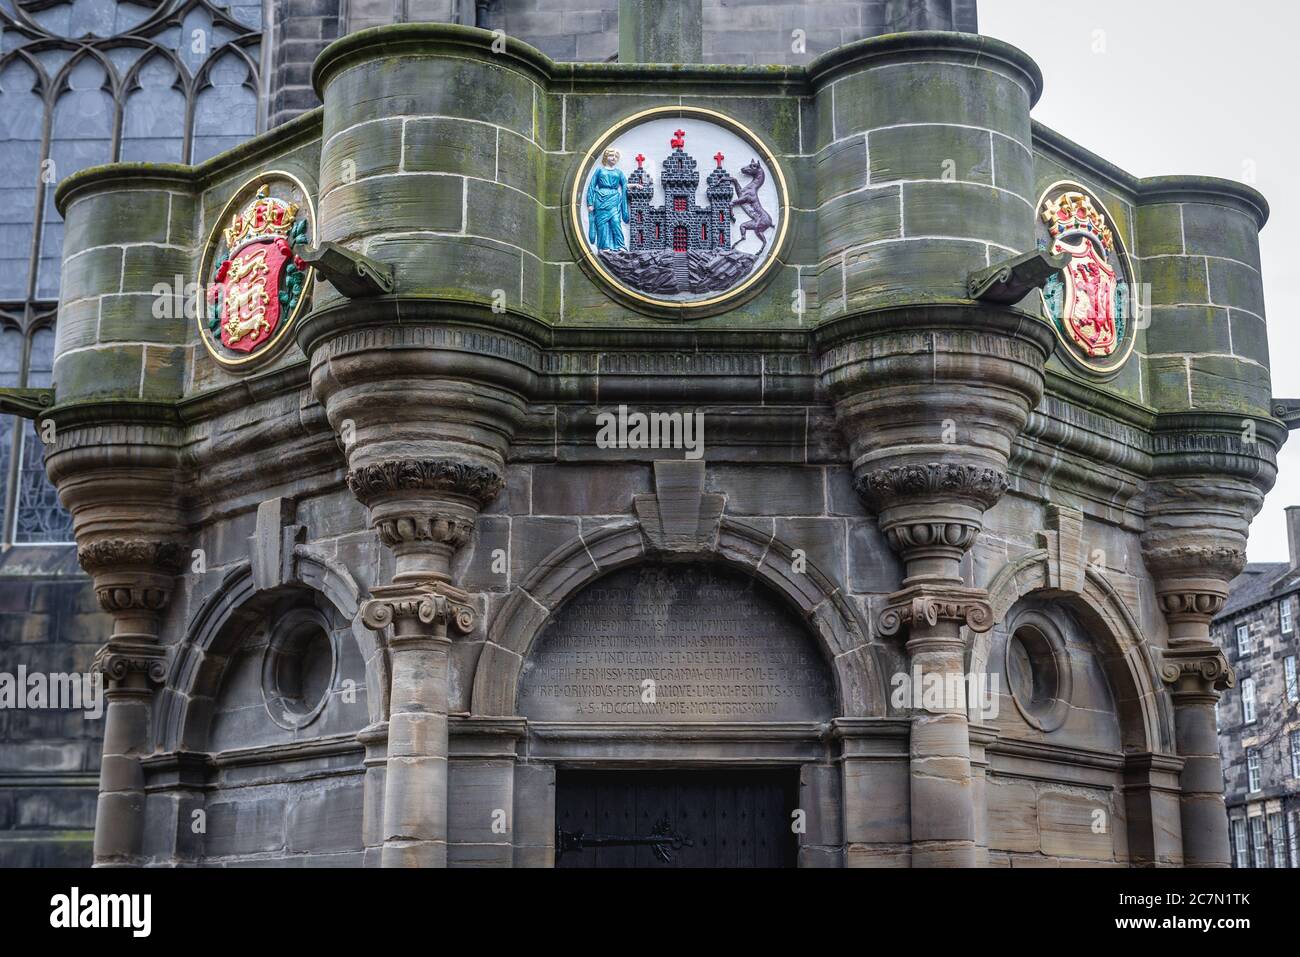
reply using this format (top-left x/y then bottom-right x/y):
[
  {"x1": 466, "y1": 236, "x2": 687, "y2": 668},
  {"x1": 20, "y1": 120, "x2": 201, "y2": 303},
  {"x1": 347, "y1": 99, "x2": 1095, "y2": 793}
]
[{"x1": 518, "y1": 562, "x2": 836, "y2": 723}]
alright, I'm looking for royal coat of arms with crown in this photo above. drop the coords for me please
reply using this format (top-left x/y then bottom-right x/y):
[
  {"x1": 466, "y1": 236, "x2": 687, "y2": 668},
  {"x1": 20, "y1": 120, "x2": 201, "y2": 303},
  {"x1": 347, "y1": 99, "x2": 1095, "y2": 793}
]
[
  {"x1": 1036, "y1": 185, "x2": 1135, "y2": 374},
  {"x1": 199, "y1": 175, "x2": 314, "y2": 366}
]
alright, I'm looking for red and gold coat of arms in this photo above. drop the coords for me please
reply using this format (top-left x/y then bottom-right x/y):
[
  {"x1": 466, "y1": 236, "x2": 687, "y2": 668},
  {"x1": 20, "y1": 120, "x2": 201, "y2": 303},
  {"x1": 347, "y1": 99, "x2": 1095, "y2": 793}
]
[
  {"x1": 199, "y1": 175, "x2": 314, "y2": 367},
  {"x1": 1037, "y1": 187, "x2": 1135, "y2": 375}
]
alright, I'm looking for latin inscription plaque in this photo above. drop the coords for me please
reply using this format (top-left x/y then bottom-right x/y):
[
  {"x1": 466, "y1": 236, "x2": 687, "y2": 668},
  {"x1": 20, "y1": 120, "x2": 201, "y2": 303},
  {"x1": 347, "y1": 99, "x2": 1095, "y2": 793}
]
[{"x1": 519, "y1": 563, "x2": 835, "y2": 722}]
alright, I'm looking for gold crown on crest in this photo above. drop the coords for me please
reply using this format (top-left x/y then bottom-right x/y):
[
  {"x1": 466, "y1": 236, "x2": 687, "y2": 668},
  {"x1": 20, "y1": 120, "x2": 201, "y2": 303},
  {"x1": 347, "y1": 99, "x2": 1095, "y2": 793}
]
[
  {"x1": 1041, "y1": 191, "x2": 1114, "y2": 252},
  {"x1": 222, "y1": 184, "x2": 300, "y2": 250}
]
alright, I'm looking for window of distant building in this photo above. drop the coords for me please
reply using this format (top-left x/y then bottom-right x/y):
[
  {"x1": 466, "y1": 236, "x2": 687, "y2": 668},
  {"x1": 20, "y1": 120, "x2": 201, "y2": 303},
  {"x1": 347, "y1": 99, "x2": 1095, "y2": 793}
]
[
  {"x1": 1270, "y1": 813, "x2": 1288, "y2": 868},
  {"x1": 1247, "y1": 748, "x2": 1262, "y2": 792},
  {"x1": 1291, "y1": 730, "x2": 1300, "y2": 780},
  {"x1": 1232, "y1": 818, "x2": 1248, "y2": 868},
  {"x1": 1250, "y1": 815, "x2": 1268, "y2": 867},
  {"x1": 1242, "y1": 678, "x2": 1257, "y2": 725},
  {"x1": 1282, "y1": 597, "x2": 1294, "y2": 635},
  {"x1": 1237, "y1": 624, "x2": 1250, "y2": 656},
  {"x1": 1285, "y1": 655, "x2": 1298, "y2": 703}
]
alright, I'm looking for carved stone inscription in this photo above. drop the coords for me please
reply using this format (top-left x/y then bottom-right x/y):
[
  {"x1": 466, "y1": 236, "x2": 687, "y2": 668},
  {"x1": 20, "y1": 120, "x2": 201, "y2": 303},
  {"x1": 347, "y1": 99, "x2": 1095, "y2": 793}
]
[{"x1": 519, "y1": 564, "x2": 834, "y2": 722}]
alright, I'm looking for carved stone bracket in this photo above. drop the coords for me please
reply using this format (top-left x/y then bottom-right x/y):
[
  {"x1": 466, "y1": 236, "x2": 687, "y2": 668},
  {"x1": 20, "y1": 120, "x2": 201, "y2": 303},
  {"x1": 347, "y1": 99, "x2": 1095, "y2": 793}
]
[
  {"x1": 0, "y1": 386, "x2": 55, "y2": 419},
  {"x1": 878, "y1": 583, "x2": 994, "y2": 638},
  {"x1": 1156, "y1": 588, "x2": 1228, "y2": 623},
  {"x1": 78, "y1": 539, "x2": 186, "y2": 575},
  {"x1": 298, "y1": 241, "x2": 396, "y2": 298},
  {"x1": 1159, "y1": 645, "x2": 1235, "y2": 696},
  {"x1": 347, "y1": 458, "x2": 504, "y2": 583},
  {"x1": 346, "y1": 458, "x2": 505, "y2": 508},
  {"x1": 76, "y1": 538, "x2": 186, "y2": 619},
  {"x1": 855, "y1": 462, "x2": 1009, "y2": 513},
  {"x1": 967, "y1": 249, "x2": 1068, "y2": 304}
]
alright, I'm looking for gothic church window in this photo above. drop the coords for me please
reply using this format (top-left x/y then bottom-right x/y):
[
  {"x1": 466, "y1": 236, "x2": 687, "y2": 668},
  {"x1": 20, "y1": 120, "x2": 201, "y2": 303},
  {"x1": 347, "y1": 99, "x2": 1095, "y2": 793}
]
[{"x1": 0, "y1": 0, "x2": 264, "y2": 543}]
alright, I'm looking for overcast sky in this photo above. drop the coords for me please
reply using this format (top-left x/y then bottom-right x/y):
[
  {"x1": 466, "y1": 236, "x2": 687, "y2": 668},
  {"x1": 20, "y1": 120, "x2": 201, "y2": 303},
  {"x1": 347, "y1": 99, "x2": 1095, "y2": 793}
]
[{"x1": 979, "y1": 0, "x2": 1298, "y2": 564}]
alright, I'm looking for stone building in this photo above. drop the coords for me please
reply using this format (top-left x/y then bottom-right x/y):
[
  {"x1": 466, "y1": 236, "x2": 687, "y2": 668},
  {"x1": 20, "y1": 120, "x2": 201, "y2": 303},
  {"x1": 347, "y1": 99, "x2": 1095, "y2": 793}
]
[
  {"x1": 0, "y1": 0, "x2": 974, "y2": 867},
  {"x1": 1214, "y1": 508, "x2": 1300, "y2": 868},
  {"x1": 0, "y1": 0, "x2": 1292, "y2": 868}
]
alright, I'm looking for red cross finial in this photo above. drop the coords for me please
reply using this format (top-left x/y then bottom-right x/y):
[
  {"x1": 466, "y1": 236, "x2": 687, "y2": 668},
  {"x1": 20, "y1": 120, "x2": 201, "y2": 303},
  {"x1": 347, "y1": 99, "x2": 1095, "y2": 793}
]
[
  {"x1": 714, "y1": 151, "x2": 725, "y2": 167},
  {"x1": 670, "y1": 128, "x2": 686, "y2": 149},
  {"x1": 635, "y1": 153, "x2": 645, "y2": 168}
]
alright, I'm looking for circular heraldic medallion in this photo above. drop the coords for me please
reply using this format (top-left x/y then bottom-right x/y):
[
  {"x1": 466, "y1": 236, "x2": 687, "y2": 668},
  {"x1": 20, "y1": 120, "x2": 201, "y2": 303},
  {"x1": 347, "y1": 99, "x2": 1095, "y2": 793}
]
[
  {"x1": 572, "y1": 107, "x2": 789, "y2": 316},
  {"x1": 1035, "y1": 181, "x2": 1137, "y2": 377},
  {"x1": 196, "y1": 170, "x2": 315, "y2": 369}
]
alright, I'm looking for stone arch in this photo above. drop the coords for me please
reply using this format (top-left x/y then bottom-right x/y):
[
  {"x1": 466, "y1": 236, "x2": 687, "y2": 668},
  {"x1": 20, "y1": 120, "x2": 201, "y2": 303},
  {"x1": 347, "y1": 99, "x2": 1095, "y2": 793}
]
[
  {"x1": 979, "y1": 549, "x2": 1172, "y2": 754},
  {"x1": 156, "y1": 546, "x2": 389, "y2": 752},
  {"x1": 470, "y1": 517, "x2": 888, "y2": 719}
]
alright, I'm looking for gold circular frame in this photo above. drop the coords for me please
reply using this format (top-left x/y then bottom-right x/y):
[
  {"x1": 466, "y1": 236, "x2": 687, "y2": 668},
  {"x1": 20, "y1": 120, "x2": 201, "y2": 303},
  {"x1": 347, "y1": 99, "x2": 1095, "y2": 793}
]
[
  {"x1": 195, "y1": 169, "x2": 316, "y2": 369},
  {"x1": 569, "y1": 106, "x2": 791, "y2": 316},
  {"x1": 1035, "y1": 179, "x2": 1137, "y2": 377}
]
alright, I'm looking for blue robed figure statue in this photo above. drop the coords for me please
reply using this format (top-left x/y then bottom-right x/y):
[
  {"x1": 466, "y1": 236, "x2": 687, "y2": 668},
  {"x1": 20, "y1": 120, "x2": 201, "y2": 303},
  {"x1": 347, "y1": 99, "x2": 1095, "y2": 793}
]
[{"x1": 586, "y1": 147, "x2": 628, "y2": 250}]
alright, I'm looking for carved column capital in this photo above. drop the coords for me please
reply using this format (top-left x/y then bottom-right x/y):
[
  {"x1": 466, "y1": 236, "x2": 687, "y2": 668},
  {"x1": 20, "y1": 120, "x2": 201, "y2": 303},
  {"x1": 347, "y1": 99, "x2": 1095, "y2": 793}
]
[
  {"x1": 346, "y1": 457, "x2": 504, "y2": 583},
  {"x1": 878, "y1": 583, "x2": 994, "y2": 646},
  {"x1": 1159, "y1": 645, "x2": 1235, "y2": 699},
  {"x1": 78, "y1": 538, "x2": 186, "y2": 615},
  {"x1": 1142, "y1": 536, "x2": 1247, "y2": 647},
  {"x1": 360, "y1": 580, "x2": 477, "y2": 647},
  {"x1": 855, "y1": 462, "x2": 1010, "y2": 514},
  {"x1": 346, "y1": 458, "x2": 505, "y2": 508},
  {"x1": 91, "y1": 640, "x2": 168, "y2": 694}
]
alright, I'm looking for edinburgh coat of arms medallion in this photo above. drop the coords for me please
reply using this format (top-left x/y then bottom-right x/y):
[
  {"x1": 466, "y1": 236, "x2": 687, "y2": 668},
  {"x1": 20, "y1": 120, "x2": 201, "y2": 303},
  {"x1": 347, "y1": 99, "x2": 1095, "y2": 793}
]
[
  {"x1": 1035, "y1": 181, "x2": 1137, "y2": 376},
  {"x1": 197, "y1": 171, "x2": 315, "y2": 368},
  {"x1": 571, "y1": 107, "x2": 789, "y2": 316}
]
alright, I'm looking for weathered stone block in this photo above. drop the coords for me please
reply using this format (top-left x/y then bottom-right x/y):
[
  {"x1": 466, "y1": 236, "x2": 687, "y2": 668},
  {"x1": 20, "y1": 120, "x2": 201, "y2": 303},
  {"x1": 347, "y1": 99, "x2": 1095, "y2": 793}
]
[
  {"x1": 816, "y1": 134, "x2": 867, "y2": 208},
  {"x1": 1136, "y1": 203, "x2": 1183, "y2": 257},
  {"x1": 869, "y1": 124, "x2": 993, "y2": 187},
  {"x1": 320, "y1": 174, "x2": 463, "y2": 245},
  {"x1": 320, "y1": 118, "x2": 404, "y2": 194},
  {"x1": 819, "y1": 185, "x2": 901, "y2": 257},
  {"x1": 1143, "y1": 305, "x2": 1231, "y2": 356},
  {"x1": 286, "y1": 783, "x2": 365, "y2": 853},
  {"x1": 706, "y1": 464, "x2": 824, "y2": 515}
]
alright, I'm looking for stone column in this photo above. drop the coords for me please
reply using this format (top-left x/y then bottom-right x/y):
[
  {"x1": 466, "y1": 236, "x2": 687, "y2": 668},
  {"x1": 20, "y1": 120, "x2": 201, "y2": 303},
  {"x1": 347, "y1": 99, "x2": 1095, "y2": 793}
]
[
  {"x1": 79, "y1": 541, "x2": 184, "y2": 867},
  {"x1": 876, "y1": 552, "x2": 995, "y2": 867},
  {"x1": 44, "y1": 405, "x2": 187, "y2": 868},
  {"x1": 361, "y1": 584, "x2": 475, "y2": 867},
  {"x1": 1142, "y1": 468, "x2": 1271, "y2": 867},
  {"x1": 826, "y1": 312, "x2": 1052, "y2": 868},
  {"x1": 1159, "y1": 645, "x2": 1234, "y2": 867}
]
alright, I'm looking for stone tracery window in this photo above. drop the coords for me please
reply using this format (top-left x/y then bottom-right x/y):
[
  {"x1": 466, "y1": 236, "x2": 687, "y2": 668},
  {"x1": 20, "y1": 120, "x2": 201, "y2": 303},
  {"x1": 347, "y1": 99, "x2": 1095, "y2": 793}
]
[{"x1": 0, "y1": 0, "x2": 265, "y2": 543}]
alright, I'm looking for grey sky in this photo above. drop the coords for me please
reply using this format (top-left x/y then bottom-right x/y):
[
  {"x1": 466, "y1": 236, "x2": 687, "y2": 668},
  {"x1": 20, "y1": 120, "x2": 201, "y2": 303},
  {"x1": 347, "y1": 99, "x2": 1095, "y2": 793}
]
[{"x1": 979, "y1": 0, "x2": 1298, "y2": 563}]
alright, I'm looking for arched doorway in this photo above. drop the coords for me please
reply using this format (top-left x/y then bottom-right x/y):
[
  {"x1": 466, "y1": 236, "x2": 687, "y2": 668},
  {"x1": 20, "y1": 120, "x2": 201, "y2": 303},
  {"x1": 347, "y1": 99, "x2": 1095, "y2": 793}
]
[{"x1": 517, "y1": 560, "x2": 837, "y2": 867}]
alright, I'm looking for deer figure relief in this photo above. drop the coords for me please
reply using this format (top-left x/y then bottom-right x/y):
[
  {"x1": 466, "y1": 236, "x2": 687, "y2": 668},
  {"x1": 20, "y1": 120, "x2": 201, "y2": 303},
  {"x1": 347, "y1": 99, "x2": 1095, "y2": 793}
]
[{"x1": 729, "y1": 159, "x2": 774, "y2": 252}]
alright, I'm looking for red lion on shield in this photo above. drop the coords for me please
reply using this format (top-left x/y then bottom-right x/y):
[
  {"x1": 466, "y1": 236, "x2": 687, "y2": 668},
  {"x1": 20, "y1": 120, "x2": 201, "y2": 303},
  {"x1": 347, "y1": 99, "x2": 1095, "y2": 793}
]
[{"x1": 1041, "y1": 191, "x2": 1120, "y2": 358}]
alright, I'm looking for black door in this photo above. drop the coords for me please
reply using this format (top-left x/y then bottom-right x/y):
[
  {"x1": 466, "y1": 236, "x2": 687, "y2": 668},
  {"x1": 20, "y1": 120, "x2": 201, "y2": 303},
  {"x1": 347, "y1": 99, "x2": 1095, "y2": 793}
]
[{"x1": 555, "y1": 769, "x2": 799, "y2": 868}]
